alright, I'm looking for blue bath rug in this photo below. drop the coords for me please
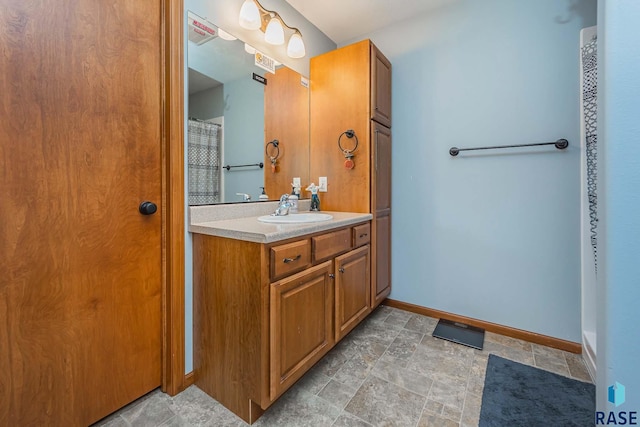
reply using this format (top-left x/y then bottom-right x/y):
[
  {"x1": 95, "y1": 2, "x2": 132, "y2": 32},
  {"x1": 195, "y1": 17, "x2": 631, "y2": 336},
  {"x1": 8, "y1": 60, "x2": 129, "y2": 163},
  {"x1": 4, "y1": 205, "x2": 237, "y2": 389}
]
[{"x1": 479, "y1": 354, "x2": 595, "y2": 427}]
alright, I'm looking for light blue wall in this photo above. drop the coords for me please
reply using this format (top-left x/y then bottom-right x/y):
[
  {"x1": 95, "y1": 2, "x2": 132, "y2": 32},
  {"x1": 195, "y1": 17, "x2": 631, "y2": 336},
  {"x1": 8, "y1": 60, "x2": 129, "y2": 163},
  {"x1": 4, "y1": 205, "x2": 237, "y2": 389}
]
[
  {"x1": 222, "y1": 77, "x2": 265, "y2": 201},
  {"x1": 183, "y1": 1, "x2": 336, "y2": 374},
  {"x1": 596, "y1": 0, "x2": 640, "y2": 411},
  {"x1": 350, "y1": 0, "x2": 596, "y2": 342},
  {"x1": 189, "y1": 85, "x2": 224, "y2": 119}
]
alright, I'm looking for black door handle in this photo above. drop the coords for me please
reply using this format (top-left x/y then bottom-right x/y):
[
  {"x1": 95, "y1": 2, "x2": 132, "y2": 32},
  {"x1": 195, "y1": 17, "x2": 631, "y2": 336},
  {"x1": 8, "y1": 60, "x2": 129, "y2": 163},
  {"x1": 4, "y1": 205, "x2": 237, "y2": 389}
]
[{"x1": 139, "y1": 201, "x2": 157, "y2": 215}]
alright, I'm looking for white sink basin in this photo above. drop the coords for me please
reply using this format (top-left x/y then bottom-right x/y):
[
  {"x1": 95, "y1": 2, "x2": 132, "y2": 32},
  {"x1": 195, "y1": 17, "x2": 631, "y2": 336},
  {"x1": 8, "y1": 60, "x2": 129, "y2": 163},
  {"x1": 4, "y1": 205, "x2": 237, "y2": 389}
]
[{"x1": 257, "y1": 213, "x2": 333, "y2": 224}]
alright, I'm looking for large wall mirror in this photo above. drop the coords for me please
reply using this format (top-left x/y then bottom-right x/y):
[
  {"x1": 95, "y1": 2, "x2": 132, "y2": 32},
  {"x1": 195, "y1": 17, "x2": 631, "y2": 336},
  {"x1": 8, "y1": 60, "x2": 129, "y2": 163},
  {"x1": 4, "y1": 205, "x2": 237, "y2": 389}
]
[{"x1": 187, "y1": 12, "x2": 310, "y2": 205}]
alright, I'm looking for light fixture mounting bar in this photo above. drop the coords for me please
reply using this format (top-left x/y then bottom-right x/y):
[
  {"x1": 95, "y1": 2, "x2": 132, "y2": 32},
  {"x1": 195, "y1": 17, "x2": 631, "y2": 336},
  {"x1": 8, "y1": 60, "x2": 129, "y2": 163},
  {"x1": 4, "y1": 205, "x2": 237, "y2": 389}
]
[{"x1": 252, "y1": 0, "x2": 302, "y2": 36}]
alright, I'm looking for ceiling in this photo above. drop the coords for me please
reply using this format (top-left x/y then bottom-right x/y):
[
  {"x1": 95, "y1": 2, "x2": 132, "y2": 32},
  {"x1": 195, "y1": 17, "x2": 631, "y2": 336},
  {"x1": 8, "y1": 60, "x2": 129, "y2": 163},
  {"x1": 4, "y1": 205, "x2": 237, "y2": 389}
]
[
  {"x1": 285, "y1": 0, "x2": 452, "y2": 45},
  {"x1": 188, "y1": 68, "x2": 221, "y2": 95}
]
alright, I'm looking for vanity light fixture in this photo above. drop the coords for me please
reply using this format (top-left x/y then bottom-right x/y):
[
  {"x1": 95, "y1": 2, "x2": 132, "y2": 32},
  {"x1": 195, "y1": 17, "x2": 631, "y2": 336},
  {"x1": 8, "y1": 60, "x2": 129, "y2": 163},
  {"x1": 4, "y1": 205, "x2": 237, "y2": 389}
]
[
  {"x1": 238, "y1": 0, "x2": 306, "y2": 58},
  {"x1": 287, "y1": 30, "x2": 305, "y2": 58},
  {"x1": 264, "y1": 16, "x2": 285, "y2": 45},
  {"x1": 238, "y1": 0, "x2": 261, "y2": 30},
  {"x1": 217, "y1": 28, "x2": 237, "y2": 41},
  {"x1": 244, "y1": 43, "x2": 256, "y2": 55}
]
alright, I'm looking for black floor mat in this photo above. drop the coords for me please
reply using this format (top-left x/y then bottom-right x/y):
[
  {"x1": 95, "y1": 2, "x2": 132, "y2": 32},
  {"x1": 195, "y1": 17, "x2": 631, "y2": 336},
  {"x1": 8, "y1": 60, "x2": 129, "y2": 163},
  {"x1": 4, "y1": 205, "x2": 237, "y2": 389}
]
[{"x1": 432, "y1": 319, "x2": 485, "y2": 350}]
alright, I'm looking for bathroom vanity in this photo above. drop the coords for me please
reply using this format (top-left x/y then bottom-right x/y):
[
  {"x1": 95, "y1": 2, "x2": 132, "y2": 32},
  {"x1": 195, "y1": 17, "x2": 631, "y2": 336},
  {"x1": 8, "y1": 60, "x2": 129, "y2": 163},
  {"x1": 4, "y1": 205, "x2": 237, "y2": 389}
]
[
  {"x1": 190, "y1": 38, "x2": 392, "y2": 424},
  {"x1": 191, "y1": 209, "x2": 372, "y2": 423}
]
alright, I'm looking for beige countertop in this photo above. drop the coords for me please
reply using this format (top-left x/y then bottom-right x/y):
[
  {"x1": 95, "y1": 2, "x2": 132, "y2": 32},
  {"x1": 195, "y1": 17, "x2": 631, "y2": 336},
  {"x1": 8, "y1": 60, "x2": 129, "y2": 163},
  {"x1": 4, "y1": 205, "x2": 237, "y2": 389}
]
[{"x1": 189, "y1": 211, "x2": 372, "y2": 244}]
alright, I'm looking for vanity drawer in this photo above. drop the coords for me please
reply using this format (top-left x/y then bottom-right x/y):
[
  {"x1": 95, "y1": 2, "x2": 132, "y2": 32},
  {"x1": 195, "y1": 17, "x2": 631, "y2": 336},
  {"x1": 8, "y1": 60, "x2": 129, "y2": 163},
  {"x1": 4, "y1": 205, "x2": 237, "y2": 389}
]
[
  {"x1": 271, "y1": 239, "x2": 311, "y2": 280},
  {"x1": 353, "y1": 223, "x2": 371, "y2": 247},
  {"x1": 312, "y1": 228, "x2": 352, "y2": 262}
]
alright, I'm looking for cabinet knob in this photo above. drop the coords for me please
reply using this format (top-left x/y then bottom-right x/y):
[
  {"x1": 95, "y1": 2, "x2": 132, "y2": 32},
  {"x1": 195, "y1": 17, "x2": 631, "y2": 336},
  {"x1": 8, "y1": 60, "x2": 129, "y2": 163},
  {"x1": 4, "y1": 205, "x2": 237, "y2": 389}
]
[
  {"x1": 339, "y1": 267, "x2": 345, "y2": 273},
  {"x1": 329, "y1": 274, "x2": 335, "y2": 279}
]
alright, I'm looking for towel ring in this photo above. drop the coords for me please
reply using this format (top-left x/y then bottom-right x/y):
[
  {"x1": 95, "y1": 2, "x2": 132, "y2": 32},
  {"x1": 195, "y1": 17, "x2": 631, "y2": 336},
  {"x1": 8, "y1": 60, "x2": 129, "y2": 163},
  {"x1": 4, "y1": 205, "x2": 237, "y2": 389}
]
[
  {"x1": 265, "y1": 139, "x2": 280, "y2": 172},
  {"x1": 338, "y1": 130, "x2": 358, "y2": 169}
]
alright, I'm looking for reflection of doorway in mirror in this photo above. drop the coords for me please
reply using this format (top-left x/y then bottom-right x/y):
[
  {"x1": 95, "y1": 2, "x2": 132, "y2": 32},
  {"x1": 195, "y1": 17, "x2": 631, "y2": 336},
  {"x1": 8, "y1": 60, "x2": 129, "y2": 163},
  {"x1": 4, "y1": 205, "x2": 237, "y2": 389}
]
[{"x1": 206, "y1": 116, "x2": 224, "y2": 202}]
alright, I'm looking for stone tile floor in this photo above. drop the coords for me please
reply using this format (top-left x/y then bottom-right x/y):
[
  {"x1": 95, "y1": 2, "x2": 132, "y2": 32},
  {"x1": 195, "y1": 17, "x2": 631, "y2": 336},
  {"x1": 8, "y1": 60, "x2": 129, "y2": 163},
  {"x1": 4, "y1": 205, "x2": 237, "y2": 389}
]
[{"x1": 94, "y1": 306, "x2": 593, "y2": 427}]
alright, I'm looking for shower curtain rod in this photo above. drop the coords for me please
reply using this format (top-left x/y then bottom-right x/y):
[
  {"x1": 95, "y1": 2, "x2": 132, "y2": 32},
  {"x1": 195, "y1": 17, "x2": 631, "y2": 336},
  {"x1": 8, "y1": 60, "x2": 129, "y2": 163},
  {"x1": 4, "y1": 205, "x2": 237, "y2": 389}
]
[{"x1": 449, "y1": 139, "x2": 568, "y2": 156}]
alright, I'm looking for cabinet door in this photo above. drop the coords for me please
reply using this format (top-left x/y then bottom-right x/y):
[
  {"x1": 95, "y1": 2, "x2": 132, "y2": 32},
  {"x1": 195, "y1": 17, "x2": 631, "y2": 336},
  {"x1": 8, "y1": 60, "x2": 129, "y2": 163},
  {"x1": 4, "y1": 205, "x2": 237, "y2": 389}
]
[
  {"x1": 371, "y1": 44, "x2": 392, "y2": 127},
  {"x1": 373, "y1": 123, "x2": 392, "y2": 212},
  {"x1": 335, "y1": 246, "x2": 371, "y2": 341},
  {"x1": 373, "y1": 214, "x2": 392, "y2": 307},
  {"x1": 270, "y1": 261, "x2": 334, "y2": 400}
]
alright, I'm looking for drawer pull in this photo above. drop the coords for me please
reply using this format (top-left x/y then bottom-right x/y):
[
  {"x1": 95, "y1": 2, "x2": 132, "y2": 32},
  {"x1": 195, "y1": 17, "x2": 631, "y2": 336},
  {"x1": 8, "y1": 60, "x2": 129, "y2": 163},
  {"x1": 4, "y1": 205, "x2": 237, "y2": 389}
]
[
  {"x1": 339, "y1": 267, "x2": 345, "y2": 273},
  {"x1": 359, "y1": 233, "x2": 368, "y2": 238},
  {"x1": 283, "y1": 254, "x2": 302, "y2": 264}
]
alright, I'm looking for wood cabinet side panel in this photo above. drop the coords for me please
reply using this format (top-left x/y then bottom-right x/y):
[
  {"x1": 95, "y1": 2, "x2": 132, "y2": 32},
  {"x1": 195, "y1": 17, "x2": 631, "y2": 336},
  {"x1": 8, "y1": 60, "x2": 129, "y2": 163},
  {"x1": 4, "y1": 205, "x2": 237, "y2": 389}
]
[
  {"x1": 310, "y1": 40, "x2": 371, "y2": 212},
  {"x1": 193, "y1": 235, "x2": 264, "y2": 423}
]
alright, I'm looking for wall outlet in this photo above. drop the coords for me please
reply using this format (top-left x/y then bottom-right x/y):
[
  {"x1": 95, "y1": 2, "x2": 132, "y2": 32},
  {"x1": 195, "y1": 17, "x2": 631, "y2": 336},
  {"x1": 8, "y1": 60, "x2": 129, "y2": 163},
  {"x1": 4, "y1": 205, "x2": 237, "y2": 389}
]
[
  {"x1": 318, "y1": 177, "x2": 327, "y2": 192},
  {"x1": 292, "y1": 177, "x2": 301, "y2": 188}
]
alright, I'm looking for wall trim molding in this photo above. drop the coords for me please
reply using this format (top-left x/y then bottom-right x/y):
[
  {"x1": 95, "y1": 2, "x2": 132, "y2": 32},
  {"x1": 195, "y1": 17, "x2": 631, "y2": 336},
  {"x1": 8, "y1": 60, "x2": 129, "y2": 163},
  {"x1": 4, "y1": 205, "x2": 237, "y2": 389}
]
[
  {"x1": 161, "y1": 0, "x2": 186, "y2": 396},
  {"x1": 384, "y1": 299, "x2": 582, "y2": 354},
  {"x1": 184, "y1": 372, "x2": 195, "y2": 388}
]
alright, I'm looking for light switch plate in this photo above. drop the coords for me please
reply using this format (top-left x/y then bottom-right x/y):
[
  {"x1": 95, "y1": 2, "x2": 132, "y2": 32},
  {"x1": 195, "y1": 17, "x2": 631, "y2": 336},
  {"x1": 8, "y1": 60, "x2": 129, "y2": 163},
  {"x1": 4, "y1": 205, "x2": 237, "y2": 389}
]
[
  {"x1": 292, "y1": 177, "x2": 301, "y2": 187},
  {"x1": 318, "y1": 177, "x2": 327, "y2": 192}
]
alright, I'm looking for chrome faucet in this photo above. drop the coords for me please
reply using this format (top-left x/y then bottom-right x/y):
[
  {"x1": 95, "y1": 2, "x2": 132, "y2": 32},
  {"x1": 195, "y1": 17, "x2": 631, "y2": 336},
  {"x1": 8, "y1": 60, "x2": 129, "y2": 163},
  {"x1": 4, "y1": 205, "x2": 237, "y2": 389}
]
[
  {"x1": 236, "y1": 192, "x2": 251, "y2": 202},
  {"x1": 272, "y1": 194, "x2": 291, "y2": 216}
]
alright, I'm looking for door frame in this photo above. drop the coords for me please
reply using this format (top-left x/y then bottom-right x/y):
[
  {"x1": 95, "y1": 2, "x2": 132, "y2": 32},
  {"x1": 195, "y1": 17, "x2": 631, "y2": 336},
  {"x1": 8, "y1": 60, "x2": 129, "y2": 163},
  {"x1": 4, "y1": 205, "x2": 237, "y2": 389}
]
[{"x1": 162, "y1": 0, "x2": 186, "y2": 396}]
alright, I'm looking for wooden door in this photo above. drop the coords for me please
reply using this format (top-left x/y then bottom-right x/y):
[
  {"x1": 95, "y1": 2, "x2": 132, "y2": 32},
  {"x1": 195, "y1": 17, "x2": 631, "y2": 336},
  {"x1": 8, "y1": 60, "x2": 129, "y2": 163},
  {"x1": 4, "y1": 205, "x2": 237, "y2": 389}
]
[
  {"x1": 270, "y1": 261, "x2": 333, "y2": 401},
  {"x1": 371, "y1": 44, "x2": 392, "y2": 128},
  {"x1": 372, "y1": 122, "x2": 392, "y2": 308},
  {"x1": 0, "y1": 1, "x2": 163, "y2": 425},
  {"x1": 335, "y1": 246, "x2": 371, "y2": 341}
]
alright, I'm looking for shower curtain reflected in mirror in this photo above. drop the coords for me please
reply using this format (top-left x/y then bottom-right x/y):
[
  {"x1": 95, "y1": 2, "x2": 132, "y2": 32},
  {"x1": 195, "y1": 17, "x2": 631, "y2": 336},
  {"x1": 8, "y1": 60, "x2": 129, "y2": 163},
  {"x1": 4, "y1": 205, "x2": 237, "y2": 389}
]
[{"x1": 188, "y1": 119, "x2": 221, "y2": 205}]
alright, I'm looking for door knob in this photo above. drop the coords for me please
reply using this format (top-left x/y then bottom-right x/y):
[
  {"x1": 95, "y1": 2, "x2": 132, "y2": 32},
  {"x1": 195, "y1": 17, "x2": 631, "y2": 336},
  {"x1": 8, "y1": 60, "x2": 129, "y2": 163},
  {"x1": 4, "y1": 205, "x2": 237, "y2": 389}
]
[{"x1": 139, "y1": 201, "x2": 157, "y2": 215}]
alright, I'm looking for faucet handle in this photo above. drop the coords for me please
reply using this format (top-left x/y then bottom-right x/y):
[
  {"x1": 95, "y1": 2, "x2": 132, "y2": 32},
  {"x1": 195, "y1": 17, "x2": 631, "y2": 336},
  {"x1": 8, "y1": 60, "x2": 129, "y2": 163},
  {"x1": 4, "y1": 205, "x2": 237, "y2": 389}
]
[
  {"x1": 236, "y1": 193, "x2": 251, "y2": 201},
  {"x1": 279, "y1": 194, "x2": 290, "y2": 203}
]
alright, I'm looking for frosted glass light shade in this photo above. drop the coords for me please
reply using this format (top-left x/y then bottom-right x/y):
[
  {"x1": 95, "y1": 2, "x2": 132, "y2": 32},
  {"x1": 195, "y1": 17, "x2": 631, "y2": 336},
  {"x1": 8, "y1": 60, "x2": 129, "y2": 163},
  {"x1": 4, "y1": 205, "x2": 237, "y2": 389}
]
[
  {"x1": 287, "y1": 32, "x2": 306, "y2": 58},
  {"x1": 239, "y1": 0, "x2": 261, "y2": 30},
  {"x1": 244, "y1": 43, "x2": 256, "y2": 55},
  {"x1": 217, "y1": 28, "x2": 237, "y2": 41},
  {"x1": 264, "y1": 17, "x2": 284, "y2": 45}
]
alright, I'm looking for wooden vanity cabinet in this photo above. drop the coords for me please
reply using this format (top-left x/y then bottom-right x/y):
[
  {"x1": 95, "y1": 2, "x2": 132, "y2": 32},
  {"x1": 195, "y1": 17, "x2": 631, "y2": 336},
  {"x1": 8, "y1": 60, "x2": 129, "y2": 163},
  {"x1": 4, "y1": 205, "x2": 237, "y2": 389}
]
[
  {"x1": 335, "y1": 245, "x2": 370, "y2": 341},
  {"x1": 310, "y1": 39, "x2": 392, "y2": 309},
  {"x1": 194, "y1": 221, "x2": 371, "y2": 424},
  {"x1": 270, "y1": 261, "x2": 333, "y2": 400}
]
